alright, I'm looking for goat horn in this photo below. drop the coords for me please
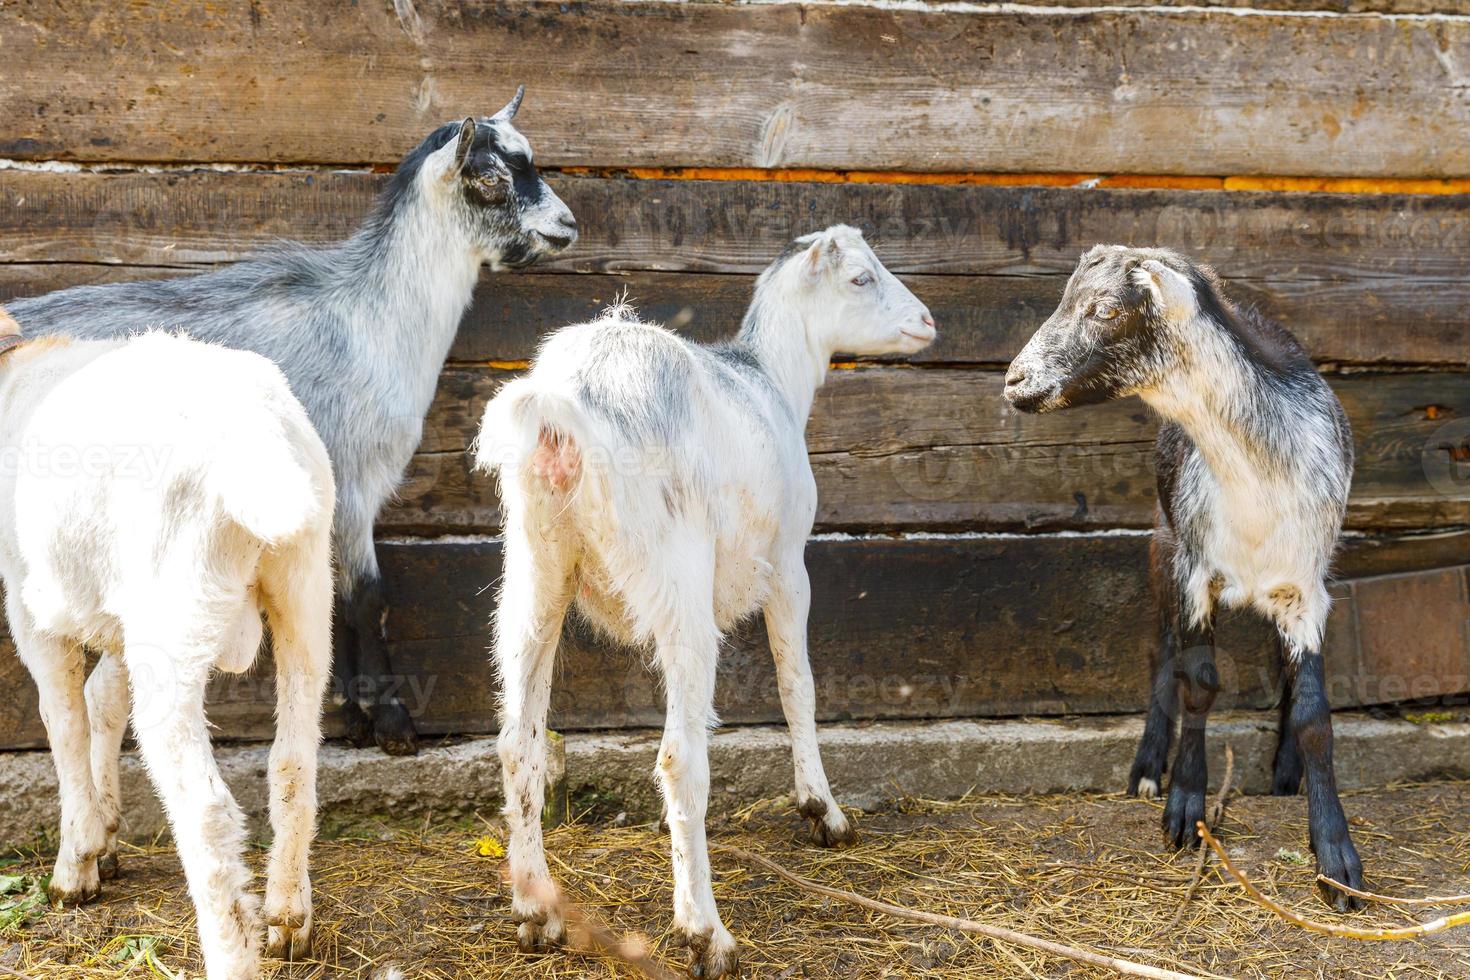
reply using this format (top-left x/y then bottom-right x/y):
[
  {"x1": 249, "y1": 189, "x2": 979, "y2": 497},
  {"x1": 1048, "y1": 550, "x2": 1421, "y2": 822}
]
[{"x1": 495, "y1": 85, "x2": 526, "y2": 121}]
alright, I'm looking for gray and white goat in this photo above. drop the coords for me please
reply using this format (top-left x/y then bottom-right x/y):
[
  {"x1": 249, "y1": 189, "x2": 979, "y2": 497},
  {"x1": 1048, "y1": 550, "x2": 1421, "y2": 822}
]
[
  {"x1": 1004, "y1": 245, "x2": 1363, "y2": 910},
  {"x1": 475, "y1": 226, "x2": 935, "y2": 977},
  {"x1": 8, "y1": 87, "x2": 576, "y2": 758}
]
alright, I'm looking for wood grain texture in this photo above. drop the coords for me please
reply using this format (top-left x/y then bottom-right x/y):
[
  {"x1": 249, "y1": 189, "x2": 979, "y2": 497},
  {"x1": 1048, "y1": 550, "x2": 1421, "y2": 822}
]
[
  {"x1": 2, "y1": 531, "x2": 1466, "y2": 750},
  {"x1": 2, "y1": 174, "x2": 1467, "y2": 368},
  {"x1": 380, "y1": 367, "x2": 1470, "y2": 535},
  {"x1": 1345, "y1": 567, "x2": 1470, "y2": 705},
  {"x1": 8, "y1": 172, "x2": 1470, "y2": 281},
  {"x1": 1005, "y1": 0, "x2": 1470, "y2": 9},
  {"x1": 5, "y1": 263, "x2": 1466, "y2": 369},
  {"x1": 5, "y1": 1, "x2": 1470, "y2": 176}
]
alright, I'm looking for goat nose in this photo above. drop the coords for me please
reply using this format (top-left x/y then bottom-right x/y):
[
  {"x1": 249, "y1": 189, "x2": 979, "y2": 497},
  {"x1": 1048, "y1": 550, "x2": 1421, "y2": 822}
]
[
  {"x1": 558, "y1": 212, "x2": 577, "y2": 229},
  {"x1": 921, "y1": 313, "x2": 935, "y2": 330},
  {"x1": 1005, "y1": 365, "x2": 1026, "y2": 387}
]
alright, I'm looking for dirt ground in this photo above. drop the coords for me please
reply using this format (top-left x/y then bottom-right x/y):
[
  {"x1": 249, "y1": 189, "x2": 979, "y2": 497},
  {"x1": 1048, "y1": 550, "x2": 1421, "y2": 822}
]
[{"x1": 4, "y1": 781, "x2": 1470, "y2": 979}]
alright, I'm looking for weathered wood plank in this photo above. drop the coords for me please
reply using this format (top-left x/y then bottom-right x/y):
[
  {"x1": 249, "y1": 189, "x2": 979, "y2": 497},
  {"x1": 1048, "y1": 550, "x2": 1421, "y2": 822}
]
[
  {"x1": 1013, "y1": 0, "x2": 1468, "y2": 9},
  {"x1": 2, "y1": 532, "x2": 1466, "y2": 749},
  {"x1": 1344, "y1": 567, "x2": 1470, "y2": 706},
  {"x1": 383, "y1": 368, "x2": 1470, "y2": 534},
  {"x1": 5, "y1": 263, "x2": 1466, "y2": 369},
  {"x1": 6, "y1": 172, "x2": 1470, "y2": 281},
  {"x1": 4, "y1": 2, "x2": 1470, "y2": 176},
  {"x1": 3, "y1": 175, "x2": 1467, "y2": 367}
]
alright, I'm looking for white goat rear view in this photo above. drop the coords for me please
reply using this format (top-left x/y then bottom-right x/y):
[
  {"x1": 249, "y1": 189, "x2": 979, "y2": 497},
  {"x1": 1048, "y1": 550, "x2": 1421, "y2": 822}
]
[
  {"x1": 0, "y1": 316, "x2": 335, "y2": 980},
  {"x1": 475, "y1": 225, "x2": 935, "y2": 978}
]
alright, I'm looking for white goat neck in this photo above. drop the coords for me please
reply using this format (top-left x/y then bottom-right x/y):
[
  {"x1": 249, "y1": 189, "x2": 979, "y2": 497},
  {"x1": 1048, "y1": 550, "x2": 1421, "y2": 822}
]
[{"x1": 732, "y1": 272, "x2": 831, "y2": 422}]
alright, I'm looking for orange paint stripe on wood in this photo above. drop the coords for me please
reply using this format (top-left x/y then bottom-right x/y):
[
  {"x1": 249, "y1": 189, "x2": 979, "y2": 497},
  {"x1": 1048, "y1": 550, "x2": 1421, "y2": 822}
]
[
  {"x1": 557, "y1": 167, "x2": 1101, "y2": 188},
  {"x1": 555, "y1": 167, "x2": 1470, "y2": 196},
  {"x1": 1222, "y1": 176, "x2": 1470, "y2": 195},
  {"x1": 1095, "y1": 174, "x2": 1224, "y2": 191}
]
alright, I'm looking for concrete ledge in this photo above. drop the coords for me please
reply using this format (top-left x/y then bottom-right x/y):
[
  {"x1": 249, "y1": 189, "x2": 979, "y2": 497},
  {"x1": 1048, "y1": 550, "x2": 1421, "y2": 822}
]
[{"x1": 3, "y1": 712, "x2": 1468, "y2": 849}]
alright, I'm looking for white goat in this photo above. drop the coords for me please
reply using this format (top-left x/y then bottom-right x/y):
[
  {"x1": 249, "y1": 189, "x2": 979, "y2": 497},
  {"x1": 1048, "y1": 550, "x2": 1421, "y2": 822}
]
[
  {"x1": 475, "y1": 225, "x2": 935, "y2": 977},
  {"x1": 0, "y1": 314, "x2": 335, "y2": 979}
]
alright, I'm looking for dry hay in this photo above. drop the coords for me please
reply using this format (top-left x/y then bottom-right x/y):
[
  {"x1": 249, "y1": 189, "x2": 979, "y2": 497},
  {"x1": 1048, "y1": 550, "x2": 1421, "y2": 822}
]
[{"x1": 5, "y1": 781, "x2": 1470, "y2": 979}]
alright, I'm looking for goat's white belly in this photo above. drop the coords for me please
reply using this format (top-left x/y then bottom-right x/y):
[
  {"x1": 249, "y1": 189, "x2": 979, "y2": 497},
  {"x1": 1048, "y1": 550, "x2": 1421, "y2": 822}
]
[
  {"x1": 711, "y1": 490, "x2": 782, "y2": 631},
  {"x1": 570, "y1": 496, "x2": 782, "y2": 644},
  {"x1": 1206, "y1": 523, "x2": 1309, "y2": 608},
  {"x1": 1195, "y1": 488, "x2": 1332, "y2": 646}
]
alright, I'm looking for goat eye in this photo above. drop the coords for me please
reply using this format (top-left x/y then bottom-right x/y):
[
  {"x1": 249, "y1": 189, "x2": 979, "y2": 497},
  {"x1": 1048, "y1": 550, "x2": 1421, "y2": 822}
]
[
  {"x1": 1094, "y1": 303, "x2": 1120, "y2": 320},
  {"x1": 851, "y1": 274, "x2": 873, "y2": 287}
]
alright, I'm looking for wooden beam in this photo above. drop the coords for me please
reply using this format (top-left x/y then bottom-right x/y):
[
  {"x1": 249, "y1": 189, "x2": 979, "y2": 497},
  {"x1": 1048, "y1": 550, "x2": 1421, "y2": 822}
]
[
  {"x1": 3, "y1": 2, "x2": 1470, "y2": 176},
  {"x1": 14, "y1": 528, "x2": 1470, "y2": 752},
  {"x1": 7, "y1": 172, "x2": 1470, "y2": 281},
  {"x1": 999, "y1": 0, "x2": 1469, "y2": 10},
  {"x1": 1341, "y1": 567, "x2": 1470, "y2": 706},
  {"x1": 7, "y1": 264, "x2": 1466, "y2": 369},
  {"x1": 382, "y1": 367, "x2": 1470, "y2": 535},
  {"x1": 3, "y1": 175, "x2": 1468, "y2": 368},
  {"x1": 3, "y1": 532, "x2": 1464, "y2": 750}
]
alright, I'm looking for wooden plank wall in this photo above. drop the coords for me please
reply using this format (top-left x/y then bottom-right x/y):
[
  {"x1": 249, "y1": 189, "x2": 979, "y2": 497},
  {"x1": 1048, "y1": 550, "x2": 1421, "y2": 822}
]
[{"x1": 0, "y1": 0, "x2": 1467, "y2": 748}]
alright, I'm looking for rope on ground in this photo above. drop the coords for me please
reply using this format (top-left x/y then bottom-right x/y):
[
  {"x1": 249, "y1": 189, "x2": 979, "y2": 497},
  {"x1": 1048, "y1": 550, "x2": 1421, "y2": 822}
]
[
  {"x1": 1198, "y1": 822, "x2": 1470, "y2": 940},
  {"x1": 715, "y1": 844, "x2": 1209, "y2": 980}
]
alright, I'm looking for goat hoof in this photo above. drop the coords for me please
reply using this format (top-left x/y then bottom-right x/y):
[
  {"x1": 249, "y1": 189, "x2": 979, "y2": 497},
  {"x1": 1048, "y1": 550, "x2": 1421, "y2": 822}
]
[
  {"x1": 1270, "y1": 756, "x2": 1304, "y2": 797},
  {"x1": 267, "y1": 919, "x2": 313, "y2": 961},
  {"x1": 1271, "y1": 772, "x2": 1303, "y2": 797},
  {"x1": 810, "y1": 818, "x2": 856, "y2": 849},
  {"x1": 47, "y1": 869, "x2": 100, "y2": 908},
  {"x1": 682, "y1": 928, "x2": 739, "y2": 979},
  {"x1": 515, "y1": 916, "x2": 565, "y2": 953},
  {"x1": 798, "y1": 798, "x2": 855, "y2": 849},
  {"x1": 373, "y1": 703, "x2": 419, "y2": 757},
  {"x1": 1161, "y1": 784, "x2": 1206, "y2": 851},
  {"x1": 96, "y1": 851, "x2": 121, "y2": 881},
  {"x1": 1314, "y1": 839, "x2": 1365, "y2": 913},
  {"x1": 341, "y1": 702, "x2": 374, "y2": 748},
  {"x1": 1127, "y1": 758, "x2": 1165, "y2": 799}
]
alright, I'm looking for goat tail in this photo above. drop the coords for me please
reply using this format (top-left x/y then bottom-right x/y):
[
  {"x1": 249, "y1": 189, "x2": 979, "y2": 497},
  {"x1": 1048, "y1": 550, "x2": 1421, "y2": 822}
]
[
  {"x1": 211, "y1": 414, "x2": 335, "y2": 546},
  {"x1": 474, "y1": 378, "x2": 590, "y2": 494}
]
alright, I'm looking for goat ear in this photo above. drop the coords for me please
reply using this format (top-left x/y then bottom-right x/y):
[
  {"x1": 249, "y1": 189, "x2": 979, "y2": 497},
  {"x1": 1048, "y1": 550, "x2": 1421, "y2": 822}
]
[
  {"x1": 801, "y1": 235, "x2": 836, "y2": 280},
  {"x1": 493, "y1": 85, "x2": 526, "y2": 122},
  {"x1": 447, "y1": 117, "x2": 476, "y2": 180},
  {"x1": 1133, "y1": 259, "x2": 1196, "y2": 321}
]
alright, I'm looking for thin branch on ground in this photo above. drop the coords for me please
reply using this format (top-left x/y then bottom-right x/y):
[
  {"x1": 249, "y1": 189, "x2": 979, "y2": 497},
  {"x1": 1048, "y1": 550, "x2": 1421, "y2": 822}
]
[
  {"x1": 1315, "y1": 876, "x2": 1470, "y2": 908},
  {"x1": 715, "y1": 844, "x2": 1208, "y2": 980},
  {"x1": 1198, "y1": 823, "x2": 1470, "y2": 940},
  {"x1": 1161, "y1": 744, "x2": 1237, "y2": 934},
  {"x1": 505, "y1": 869, "x2": 683, "y2": 980},
  {"x1": 560, "y1": 901, "x2": 683, "y2": 980}
]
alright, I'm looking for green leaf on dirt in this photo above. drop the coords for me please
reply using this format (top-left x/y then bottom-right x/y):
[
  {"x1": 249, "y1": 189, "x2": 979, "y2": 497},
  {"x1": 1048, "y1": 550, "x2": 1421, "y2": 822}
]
[
  {"x1": 102, "y1": 935, "x2": 186, "y2": 979},
  {"x1": 0, "y1": 874, "x2": 49, "y2": 932},
  {"x1": 1274, "y1": 848, "x2": 1309, "y2": 865}
]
